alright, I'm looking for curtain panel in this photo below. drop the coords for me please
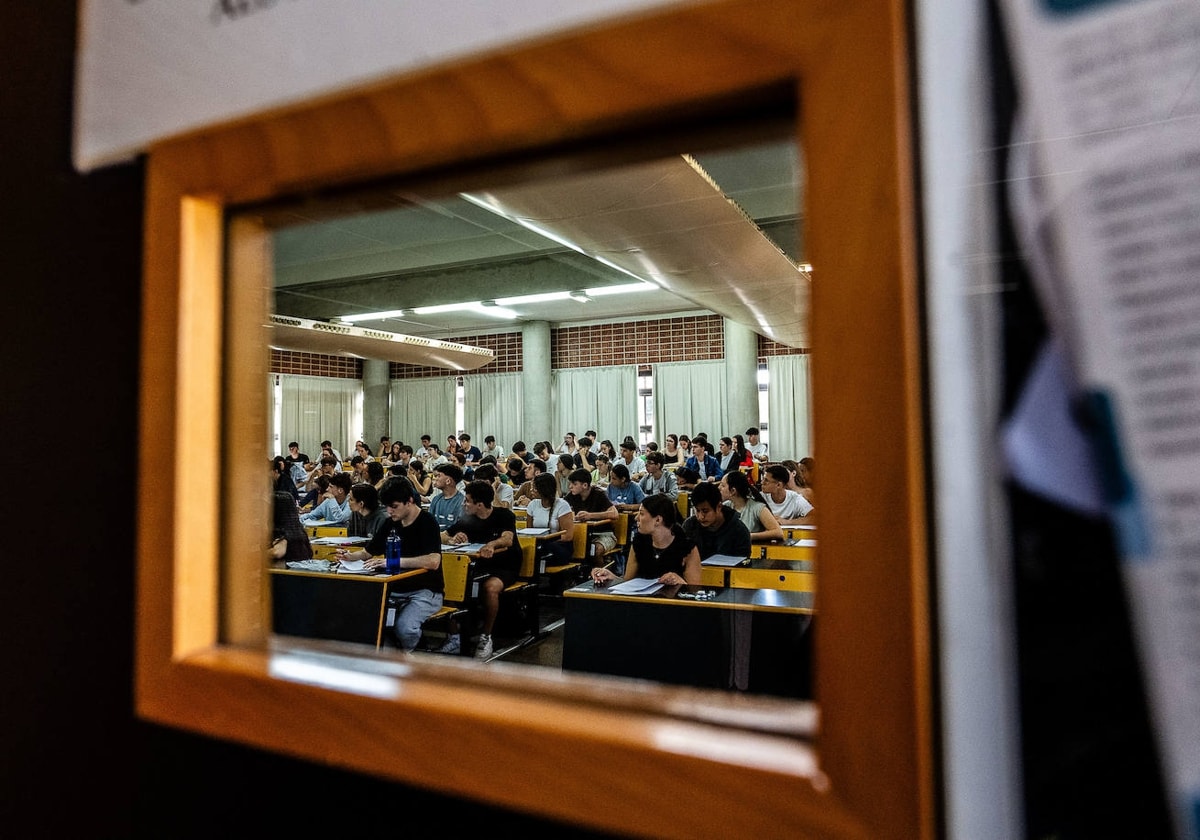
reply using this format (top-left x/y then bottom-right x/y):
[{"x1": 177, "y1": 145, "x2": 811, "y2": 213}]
[
  {"x1": 766, "y1": 354, "x2": 813, "y2": 461},
  {"x1": 652, "y1": 360, "x2": 727, "y2": 444},
  {"x1": 279, "y1": 374, "x2": 362, "y2": 457},
  {"x1": 389, "y1": 377, "x2": 457, "y2": 448},
  {"x1": 552, "y1": 365, "x2": 638, "y2": 447},
  {"x1": 463, "y1": 372, "x2": 524, "y2": 454}
]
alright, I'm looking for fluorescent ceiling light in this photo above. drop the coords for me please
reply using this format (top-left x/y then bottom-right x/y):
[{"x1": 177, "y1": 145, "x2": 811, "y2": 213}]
[
  {"x1": 336, "y1": 309, "x2": 405, "y2": 322},
  {"x1": 495, "y1": 291, "x2": 572, "y2": 306},
  {"x1": 585, "y1": 282, "x2": 655, "y2": 297},
  {"x1": 412, "y1": 301, "x2": 483, "y2": 315},
  {"x1": 567, "y1": 291, "x2": 592, "y2": 303},
  {"x1": 477, "y1": 303, "x2": 519, "y2": 319}
]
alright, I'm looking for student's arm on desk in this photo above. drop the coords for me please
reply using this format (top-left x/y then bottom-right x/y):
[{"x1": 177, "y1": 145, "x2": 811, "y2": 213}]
[
  {"x1": 578, "y1": 503, "x2": 618, "y2": 522},
  {"x1": 477, "y1": 527, "x2": 514, "y2": 558},
  {"x1": 361, "y1": 550, "x2": 440, "y2": 572},
  {"x1": 778, "y1": 510, "x2": 816, "y2": 526},
  {"x1": 592, "y1": 548, "x2": 636, "y2": 584},
  {"x1": 556, "y1": 510, "x2": 576, "y2": 542},
  {"x1": 749, "y1": 506, "x2": 785, "y2": 542}
]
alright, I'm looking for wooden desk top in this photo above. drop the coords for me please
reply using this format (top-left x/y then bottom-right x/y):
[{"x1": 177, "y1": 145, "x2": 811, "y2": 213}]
[
  {"x1": 564, "y1": 581, "x2": 813, "y2": 614},
  {"x1": 268, "y1": 565, "x2": 427, "y2": 584}
]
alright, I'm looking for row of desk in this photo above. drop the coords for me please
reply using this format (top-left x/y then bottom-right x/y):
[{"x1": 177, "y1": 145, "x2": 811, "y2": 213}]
[{"x1": 276, "y1": 515, "x2": 817, "y2": 698}]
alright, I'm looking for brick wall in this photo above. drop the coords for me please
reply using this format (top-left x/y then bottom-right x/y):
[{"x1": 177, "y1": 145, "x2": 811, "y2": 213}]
[
  {"x1": 272, "y1": 314, "x2": 805, "y2": 378},
  {"x1": 270, "y1": 349, "x2": 362, "y2": 378}
]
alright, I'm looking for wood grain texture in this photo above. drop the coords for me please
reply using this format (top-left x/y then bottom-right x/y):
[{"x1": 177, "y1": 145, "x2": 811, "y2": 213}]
[{"x1": 137, "y1": 1, "x2": 930, "y2": 837}]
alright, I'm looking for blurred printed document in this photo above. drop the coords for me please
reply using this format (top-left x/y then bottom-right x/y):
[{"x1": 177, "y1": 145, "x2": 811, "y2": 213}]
[{"x1": 1000, "y1": 1, "x2": 1200, "y2": 835}]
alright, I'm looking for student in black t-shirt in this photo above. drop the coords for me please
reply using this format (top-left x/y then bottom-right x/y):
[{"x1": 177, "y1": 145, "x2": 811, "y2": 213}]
[
  {"x1": 334, "y1": 478, "x2": 443, "y2": 651},
  {"x1": 592, "y1": 493, "x2": 700, "y2": 586},
  {"x1": 444, "y1": 480, "x2": 522, "y2": 660}
]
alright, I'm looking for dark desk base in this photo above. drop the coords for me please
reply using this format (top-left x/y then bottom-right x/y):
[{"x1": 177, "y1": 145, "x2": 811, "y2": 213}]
[
  {"x1": 271, "y1": 569, "x2": 425, "y2": 648},
  {"x1": 562, "y1": 587, "x2": 813, "y2": 699}
]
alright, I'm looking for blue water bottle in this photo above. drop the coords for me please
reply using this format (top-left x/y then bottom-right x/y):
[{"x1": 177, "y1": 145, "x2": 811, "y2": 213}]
[{"x1": 385, "y1": 529, "x2": 402, "y2": 574}]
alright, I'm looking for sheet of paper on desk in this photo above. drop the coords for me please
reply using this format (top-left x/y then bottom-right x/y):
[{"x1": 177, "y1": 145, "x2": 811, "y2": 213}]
[
  {"x1": 608, "y1": 578, "x2": 664, "y2": 596},
  {"x1": 517, "y1": 527, "x2": 550, "y2": 536},
  {"x1": 310, "y1": 535, "x2": 369, "y2": 545},
  {"x1": 335, "y1": 559, "x2": 373, "y2": 574},
  {"x1": 441, "y1": 543, "x2": 487, "y2": 553},
  {"x1": 700, "y1": 554, "x2": 747, "y2": 567},
  {"x1": 285, "y1": 560, "x2": 334, "y2": 572}
]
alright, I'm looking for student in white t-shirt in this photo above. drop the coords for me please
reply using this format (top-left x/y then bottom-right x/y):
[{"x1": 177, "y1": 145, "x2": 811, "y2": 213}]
[{"x1": 760, "y1": 464, "x2": 815, "y2": 524}]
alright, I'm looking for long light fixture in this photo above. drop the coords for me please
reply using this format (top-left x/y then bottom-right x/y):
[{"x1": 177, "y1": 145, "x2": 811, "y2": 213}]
[
  {"x1": 338, "y1": 283, "x2": 651, "y2": 324},
  {"x1": 338, "y1": 308, "x2": 405, "y2": 322}
]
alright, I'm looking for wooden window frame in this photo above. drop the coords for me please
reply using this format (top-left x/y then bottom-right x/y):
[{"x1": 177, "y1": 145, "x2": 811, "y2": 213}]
[{"x1": 137, "y1": 1, "x2": 932, "y2": 837}]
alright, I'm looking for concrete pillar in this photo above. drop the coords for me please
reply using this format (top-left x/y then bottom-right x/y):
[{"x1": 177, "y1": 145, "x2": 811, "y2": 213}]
[
  {"x1": 522, "y1": 321, "x2": 552, "y2": 445},
  {"x1": 362, "y1": 359, "x2": 391, "y2": 445},
  {"x1": 724, "y1": 318, "x2": 760, "y2": 432}
]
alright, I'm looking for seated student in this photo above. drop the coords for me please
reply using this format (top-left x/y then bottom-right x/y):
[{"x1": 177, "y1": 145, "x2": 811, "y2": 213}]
[
  {"x1": 366, "y1": 460, "x2": 386, "y2": 490},
  {"x1": 472, "y1": 462, "x2": 513, "y2": 508},
  {"x1": 415, "y1": 434, "x2": 434, "y2": 459},
  {"x1": 513, "y1": 457, "x2": 547, "y2": 506},
  {"x1": 681, "y1": 482, "x2": 752, "y2": 559},
  {"x1": 684, "y1": 439, "x2": 723, "y2": 482},
  {"x1": 450, "y1": 450, "x2": 472, "y2": 482},
  {"x1": 376, "y1": 435, "x2": 392, "y2": 459},
  {"x1": 525, "y1": 472, "x2": 576, "y2": 565},
  {"x1": 761, "y1": 464, "x2": 816, "y2": 525},
  {"x1": 270, "y1": 490, "x2": 312, "y2": 562},
  {"x1": 482, "y1": 434, "x2": 505, "y2": 461},
  {"x1": 661, "y1": 433, "x2": 687, "y2": 466},
  {"x1": 334, "y1": 478, "x2": 444, "y2": 652},
  {"x1": 534, "y1": 440, "x2": 558, "y2": 473},
  {"x1": 299, "y1": 454, "x2": 339, "y2": 508},
  {"x1": 674, "y1": 467, "x2": 701, "y2": 491},
  {"x1": 406, "y1": 460, "x2": 432, "y2": 496},
  {"x1": 638, "y1": 451, "x2": 679, "y2": 500},
  {"x1": 557, "y1": 432, "x2": 577, "y2": 454},
  {"x1": 732, "y1": 434, "x2": 754, "y2": 470},
  {"x1": 591, "y1": 453, "x2": 613, "y2": 490},
  {"x1": 745, "y1": 427, "x2": 769, "y2": 463},
  {"x1": 349, "y1": 454, "x2": 370, "y2": 485},
  {"x1": 458, "y1": 433, "x2": 483, "y2": 464},
  {"x1": 427, "y1": 463, "x2": 465, "y2": 530},
  {"x1": 504, "y1": 457, "x2": 526, "y2": 487},
  {"x1": 319, "y1": 439, "x2": 344, "y2": 467},
  {"x1": 797, "y1": 457, "x2": 815, "y2": 504},
  {"x1": 566, "y1": 467, "x2": 619, "y2": 557},
  {"x1": 509, "y1": 440, "x2": 530, "y2": 463},
  {"x1": 423, "y1": 442, "x2": 447, "y2": 470},
  {"x1": 443, "y1": 480, "x2": 523, "y2": 660},
  {"x1": 299, "y1": 474, "x2": 330, "y2": 512},
  {"x1": 574, "y1": 436, "x2": 597, "y2": 470},
  {"x1": 606, "y1": 464, "x2": 646, "y2": 511},
  {"x1": 719, "y1": 469, "x2": 785, "y2": 542},
  {"x1": 272, "y1": 456, "x2": 298, "y2": 501},
  {"x1": 597, "y1": 439, "x2": 616, "y2": 461},
  {"x1": 591, "y1": 493, "x2": 701, "y2": 586},
  {"x1": 382, "y1": 441, "x2": 405, "y2": 468},
  {"x1": 554, "y1": 452, "x2": 577, "y2": 498},
  {"x1": 353, "y1": 441, "x2": 375, "y2": 463},
  {"x1": 347, "y1": 482, "x2": 389, "y2": 540},
  {"x1": 613, "y1": 440, "x2": 647, "y2": 482},
  {"x1": 300, "y1": 472, "x2": 353, "y2": 525},
  {"x1": 717, "y1": 437, "x2": 746, "y2": 475}
]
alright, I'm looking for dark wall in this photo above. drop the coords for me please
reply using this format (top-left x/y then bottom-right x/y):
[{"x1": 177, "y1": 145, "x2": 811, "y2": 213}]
[{"x1": 0, "y1": 7, "x2": 608, "y2": 836}]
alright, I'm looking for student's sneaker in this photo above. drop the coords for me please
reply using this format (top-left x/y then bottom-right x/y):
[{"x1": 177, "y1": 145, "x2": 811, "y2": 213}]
[
  {"x1": 435, "y1": 634, "x2": 461, "y2": 655},
  {"x1": 474, "y1": 634, "x2": 493, "y2": 660}
]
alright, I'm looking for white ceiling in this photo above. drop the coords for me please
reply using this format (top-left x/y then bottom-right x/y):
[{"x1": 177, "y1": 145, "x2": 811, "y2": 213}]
[{"x1": 268, "y1": 137, "x2": 806, "y2": 347}]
